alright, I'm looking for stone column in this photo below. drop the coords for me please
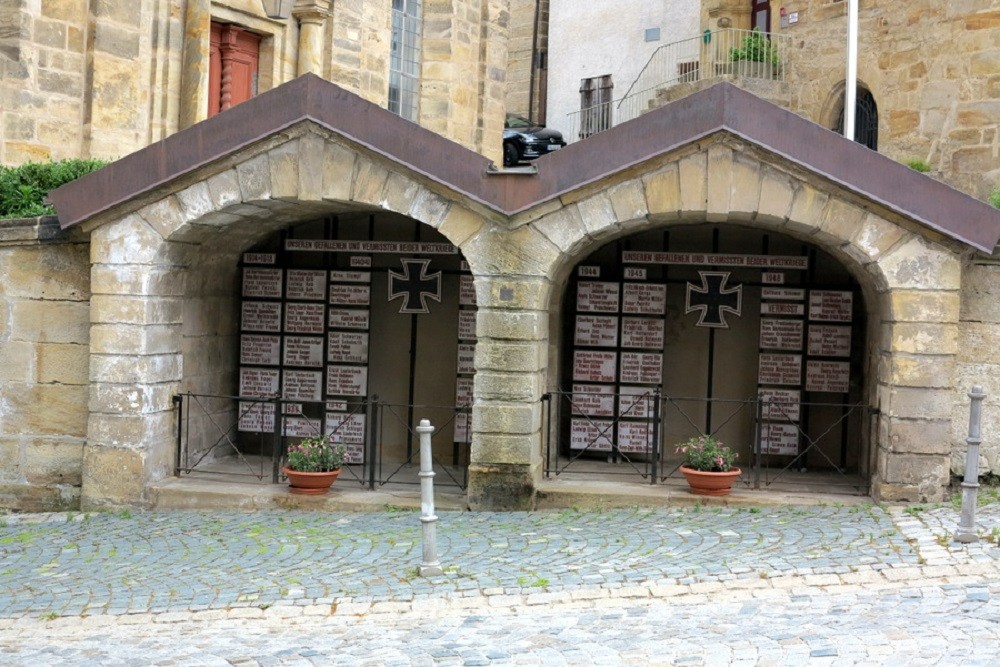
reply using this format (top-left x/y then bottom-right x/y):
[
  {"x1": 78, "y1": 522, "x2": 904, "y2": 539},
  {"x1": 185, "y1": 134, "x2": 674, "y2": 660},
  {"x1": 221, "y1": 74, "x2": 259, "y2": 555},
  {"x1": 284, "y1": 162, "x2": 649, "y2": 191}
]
[
  {"x1": 179, "y1": 0, "x2": 212, "y2": 129},
  {"x1": 294, "y1": 1, "x2": 331, "y2": 77}
]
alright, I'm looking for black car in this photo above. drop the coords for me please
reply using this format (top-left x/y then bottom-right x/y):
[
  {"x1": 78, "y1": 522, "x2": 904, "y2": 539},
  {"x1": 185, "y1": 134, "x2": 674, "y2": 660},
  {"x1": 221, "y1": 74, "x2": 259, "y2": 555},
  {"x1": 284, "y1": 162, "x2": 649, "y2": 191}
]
[{"x1": 503, "y1": 114, "x2": 566, "y2": 167}]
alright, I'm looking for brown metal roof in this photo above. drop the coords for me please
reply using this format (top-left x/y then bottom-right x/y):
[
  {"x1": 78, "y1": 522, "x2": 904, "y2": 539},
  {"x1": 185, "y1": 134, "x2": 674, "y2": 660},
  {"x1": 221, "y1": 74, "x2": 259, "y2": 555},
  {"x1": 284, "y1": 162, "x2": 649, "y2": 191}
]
[{"x1": 48, "y1": 74, "x2": 1000, "y2": 252}]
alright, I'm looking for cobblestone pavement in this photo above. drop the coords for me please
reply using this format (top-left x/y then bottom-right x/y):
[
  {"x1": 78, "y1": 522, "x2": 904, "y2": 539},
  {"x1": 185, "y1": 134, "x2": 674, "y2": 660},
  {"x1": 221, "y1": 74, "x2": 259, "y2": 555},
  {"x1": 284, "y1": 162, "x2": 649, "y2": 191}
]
[{"x1": 0, "y1": 502, "x2": 997, "y2": 664}]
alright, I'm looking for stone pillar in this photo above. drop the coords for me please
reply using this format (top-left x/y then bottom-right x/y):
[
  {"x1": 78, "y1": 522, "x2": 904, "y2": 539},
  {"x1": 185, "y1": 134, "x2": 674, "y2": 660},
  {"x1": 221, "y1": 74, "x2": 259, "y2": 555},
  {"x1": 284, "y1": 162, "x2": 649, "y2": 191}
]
[
  {"x1": 179, "y1": 0, "x2": 211, "y2": 129},
  {"x1": 294, "y1": 2, "x2": 331, "y2": 77}
]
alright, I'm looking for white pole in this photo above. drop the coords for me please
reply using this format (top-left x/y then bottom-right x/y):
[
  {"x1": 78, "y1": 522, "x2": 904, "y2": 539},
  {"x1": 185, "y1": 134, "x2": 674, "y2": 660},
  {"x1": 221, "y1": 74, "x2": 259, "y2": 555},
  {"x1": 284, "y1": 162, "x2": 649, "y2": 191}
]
[
  {"x1": 844, "y1": 0, "x2": 858, "y2": 141},
  {"x1": 417, "y1": 419, "x2": 443, "y2": 575}
]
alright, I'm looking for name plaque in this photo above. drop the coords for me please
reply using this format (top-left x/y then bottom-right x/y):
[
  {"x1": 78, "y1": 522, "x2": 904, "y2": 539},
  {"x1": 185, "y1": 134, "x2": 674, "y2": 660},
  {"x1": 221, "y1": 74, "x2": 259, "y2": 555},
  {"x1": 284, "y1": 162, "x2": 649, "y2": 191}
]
[
  {"x1": 758, "y1": 388, "x2": 801, "y2": 422},
  {"x1": 328, "y1": 331, "x2": 369, "y2": 363},
  {"x1": 622, "y1": 283, "x2": 666, "y2": 315},
  {"x1": 242, "y1": 268, "x2": 283, "y2": 298},
  {"x1": 619, "y1": 352, "x2": 662, "y2": 384},
  {"x1": 571, "y1": 384, "x2": 615, "y2": 417},
  {"x1": 455, "y1": 377, "x2": 474, "y2": 406},
  {"x1": 618, "y1": 386, "x2": 654, "y2": 419},
  {"x1": 617, "y1": 421, "x2": 653, "y2": 454},
  {"x1": 239, "y1": 367, "x2": 280, "y2": 398},
  {"x1": 761, "y1": 287, "x2": 805, "y2": 300},
  {"x1": 761, "y1": 422, "x2": 799, "y2": 455},
  {"x1": 805, "y1": 360, "x2": 850, "y2": 393},
  {"x1": 760, "y1": 302, "x2": 805, "y2": 316},
  {"x1": 570, "y1": 418, "x2": 614, "y2": 451},
  {"x1": 238, "y1": 401, "x2": 275, "y2": 433},
  {"x1": 576, "y1": 281, "x2": 620, "y2": 313},
  {"x1": 454, "y1": 413, "x2": 471, "y2": 444},
  {"x1": 286, "y1": 270, "x2": 327, "y2": 300},
  {"x1": 328, "y1": 309, "x2": 370, "y2": 330},
  {"x1": 758, "y1": 353, "x2": 802, "y2": 386},
  {"x1": 329, "y1": 284, "x2": 371, "y2": 307},
  {"x1": 240, "y1": 334, "x2": 281, "y2": 366},
  {"x1": 457, "y1": 344, "x2": 476, "y2": 375},
  {"x1": 574, "y1": 315, "x2": 619, "y2": 348},
  {"x1": 325, "y1": 412, "x2": 366, "y2": 444},
  {"x1": 285, "y1": 303, "x2": 326, "y2": 334},
  {"x1": 327, "y1": 365, "x2": 368, "y2": 397},
  {"x1": 283, "y1": 416, "x2": 322, "y2": 438},
  {"x1": 809, "y1": 290, "x2": 853, "y2": 322},
  {"x1": 282, "y1": 370, "x2": 323, "y2": 401},
  {"x1": 459, "y1": 275, "x2": 477, "y2": 306},
  {"x1": 621, "y1": 317, "x2": 665, "y2": 349},
  {"x1": 329, "y1": 270, "x2": 371, "y2": 283},
  {"x1": 573, "y1": 350, "x2": 617, "y2": 383},
  {"x1": 242, "y1": 301, "x2": 282, "y2": 332},
  {"x1": 282, "y1": 335, "x2": 324, "y2": 367},
  {"x1": 760, "y1": 318, "x2": 804, "y2": 351},
  {"x1": 807, "y1": 325, "x2": 851, "y2": 357},
  {"x1": 458, "y1": 310, "x2": 477, "y2": 340}
]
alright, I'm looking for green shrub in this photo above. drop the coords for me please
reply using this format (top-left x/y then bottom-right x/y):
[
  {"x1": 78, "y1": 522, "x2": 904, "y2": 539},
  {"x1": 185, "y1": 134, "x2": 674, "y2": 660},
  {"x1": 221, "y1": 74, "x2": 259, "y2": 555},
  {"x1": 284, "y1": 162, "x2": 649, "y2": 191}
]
[
  {"x1": 729, "y1": 28, "x2": 780, "y2": 65},
  {"x1": 0, "y1": 158, "x2": 107, "y2": 219},
  {"x1": 990, "y1": 186, "x2": 1000, "y2": 210},
  {"x1": 904, "y1": 159, "x2": 930, "y2": 173}
]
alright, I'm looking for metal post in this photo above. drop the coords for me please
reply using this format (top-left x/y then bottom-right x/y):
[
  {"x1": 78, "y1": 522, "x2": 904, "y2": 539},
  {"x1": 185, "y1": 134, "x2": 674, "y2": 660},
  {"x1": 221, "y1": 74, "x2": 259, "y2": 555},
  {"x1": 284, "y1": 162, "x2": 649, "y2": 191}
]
[
  {"x1": 651, "y1": 388, "x2": 661, "y2": 485},
  {"x1": 417, "y1": 419, "x2": 443, "y2": 576},
  {"x1": 955, "y1": 385, "x2": 986, "y2": 543}
]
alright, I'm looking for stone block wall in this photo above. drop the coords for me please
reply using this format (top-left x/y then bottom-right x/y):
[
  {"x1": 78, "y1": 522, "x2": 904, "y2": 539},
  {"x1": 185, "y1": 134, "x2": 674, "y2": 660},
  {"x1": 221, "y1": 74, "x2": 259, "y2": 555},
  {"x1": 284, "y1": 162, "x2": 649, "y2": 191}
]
[{"x1": 0, "y1": 217, "x2": 90, "y2": 510}]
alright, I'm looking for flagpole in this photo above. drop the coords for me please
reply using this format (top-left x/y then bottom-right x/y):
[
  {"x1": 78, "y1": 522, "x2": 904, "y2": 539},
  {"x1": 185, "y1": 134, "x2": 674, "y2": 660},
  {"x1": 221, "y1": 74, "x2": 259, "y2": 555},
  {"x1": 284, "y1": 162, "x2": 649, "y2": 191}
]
[{"x1": 844, "y1": 0, "x2": 858, "y2": 141}]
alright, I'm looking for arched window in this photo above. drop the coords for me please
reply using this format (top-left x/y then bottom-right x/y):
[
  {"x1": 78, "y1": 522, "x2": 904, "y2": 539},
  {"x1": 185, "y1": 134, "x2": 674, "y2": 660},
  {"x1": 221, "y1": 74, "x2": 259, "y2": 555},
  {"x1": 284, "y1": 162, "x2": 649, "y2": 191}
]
[{"x1": 836, "y1": 88, "x2": 879, "y2": 151}]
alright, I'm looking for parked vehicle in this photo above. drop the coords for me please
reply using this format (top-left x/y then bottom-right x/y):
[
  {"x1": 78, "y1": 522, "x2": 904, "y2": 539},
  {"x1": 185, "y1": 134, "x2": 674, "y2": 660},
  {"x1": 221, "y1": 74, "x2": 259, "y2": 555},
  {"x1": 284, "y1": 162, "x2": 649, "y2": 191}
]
[{"x1": 503, "y1": 115, "x2": 566, "y2": 167}]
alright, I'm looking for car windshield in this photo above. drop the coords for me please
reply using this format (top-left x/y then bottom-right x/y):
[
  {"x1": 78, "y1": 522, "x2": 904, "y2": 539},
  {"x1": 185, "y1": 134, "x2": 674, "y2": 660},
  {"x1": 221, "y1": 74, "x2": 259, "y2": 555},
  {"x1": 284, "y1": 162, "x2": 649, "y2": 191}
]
[{"x1": 505, "y1": 115, "x2": 533, "y2": 129}]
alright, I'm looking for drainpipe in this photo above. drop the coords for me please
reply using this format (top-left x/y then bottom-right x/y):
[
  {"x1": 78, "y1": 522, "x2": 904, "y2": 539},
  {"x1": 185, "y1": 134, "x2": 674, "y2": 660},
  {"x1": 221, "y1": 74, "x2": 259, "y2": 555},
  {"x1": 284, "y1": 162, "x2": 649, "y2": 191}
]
[{"x1": 843, "y1": 0, "x2": 858, "y2": 141}]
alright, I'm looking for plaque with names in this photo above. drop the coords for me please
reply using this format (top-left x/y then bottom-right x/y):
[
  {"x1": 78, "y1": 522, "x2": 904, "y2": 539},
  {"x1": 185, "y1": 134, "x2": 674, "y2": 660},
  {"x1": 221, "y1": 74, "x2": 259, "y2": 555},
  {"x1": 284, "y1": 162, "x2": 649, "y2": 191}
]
[
  {"x1": 350, "y1": 256, "x2": 372, "y2": 268},
  {"x1": 328, "y1": 309, "x2": 370, "y2": 330},
  {"x1": 574, "y1": 315, "x2": 619, "y2": 347},
  {"x1": 283, "y1": 416, "x2": 322, "y2": 438},
  {"x1": 455, "y1": 377, "x2": 474, "y2": 406},
  {"x1": 758, "y1": 353, "x2": 802, "y2": 386},
  {"x1": 761, "y1": 287, "x2": 805, "y2": 300},
  {"x1": 760, "y1": 318, "x2": 804, "y2": 351},
  {"x1": 805, "y1": 360, "x2": 850, "y2": 393},
  {"x1": 282, "y1": 335, "x2": 324, "y2": 367},
  {"x1": 242, "y1": 301, "x2": 282, "y2": 332},
  {"x1": 758, "y1": 388, "x2": 801, "y2": 422},
  {"x1": 618, "y1": 386, "x2": 654, "y2": 419},
  {"x1": 576, "y1": 281, "x2": 620, "y2": 313},
  {"x1": 285, "y1": 303, "x2": 326, "y2": 334},
  {"x1": 621, "y1": 317, "x2": 665, "y2": 349},
  {"x1": 622, "y1": 283, "x2": 666, "y2": 315},
  {"x1": 573, "y1": 350, "x2": 617, "y2": 383},
  {"x1": 571, "y1": 384, "x2": 615, "y2": 417},
  {"x1": 238, "y1": 401, "x2": 275, "y2": 433},
  {"x1": 809, "y1": 290, "x2": 853, "y2": 322},
  {"x1": 286, "y1": 270, "x2": 327, "y2": 300},
  {"x1": 578, "y1": 265, "x2": 600, "y2": 278},
  {"x1": 239, "y1": 367, "x2": 280, "y2": 398},
  {"x1": 570, "y1": 418, "x2": 614, "y2": 451},
  {"x1": 617, "y1": 421, "x2": 653, "y2": 454},
  {"x1": 242, "y1": 268, "x2": 283, "y2": 298},
  {"x1": 241, "y1": 334, "x2": 281, "y2": 366},
  {"x1": 330, "y1": 270, "x2": 371, "y2": 283},
  {"x1": 761, "y1": 422, "x2": 799, "y2": 455},
  {"x1": 328, "y1": 331, "x2": 369, "y2": 363},
  {"x1": 243, "y1": 253, "x2": 276, "y2": 265},
  {"x1": 327, "y1": 365, "x2": 368, "y2": 397},
  {"x1": 760, "y1": 302, "x2": 805, "y2": 317},
  {"x1": 329, "y1": 284, "x2": 371, "y2": 307},
  {"x1": 282, "y1": 370, "x2": 323, "y2": 401},
  {"x1": 325, "y1": 412, "x2": 366, "y2": 444},
  {"x1": 454, "y1": 412, "x2": 471, "y2": 444},
  {"x1": 459, "y1": 275, "x2": 477, "y2": 306},
  {"x1": 619, "y1": 352, "x2": 662, "y2": 384},
  {"x1": 458, "y1": 310, "x2": 477, "y2": 341},
  {"x1": 457, "y1": 344, "x2": 476, "y2": 375},
  {"x1": 807, "y1": 325, "x2": 851, "y2": 357}
]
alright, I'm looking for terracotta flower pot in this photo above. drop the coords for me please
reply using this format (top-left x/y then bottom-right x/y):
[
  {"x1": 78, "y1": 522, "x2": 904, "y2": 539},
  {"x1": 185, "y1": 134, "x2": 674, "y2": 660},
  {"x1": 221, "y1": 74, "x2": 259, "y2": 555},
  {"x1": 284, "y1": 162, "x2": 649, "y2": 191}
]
[
  {"x1": 679, "y1": 465, "x2": 741, "y2": 496},
  {"x1": 282, "y1": 467, "x2": 341, "y2": 495}
]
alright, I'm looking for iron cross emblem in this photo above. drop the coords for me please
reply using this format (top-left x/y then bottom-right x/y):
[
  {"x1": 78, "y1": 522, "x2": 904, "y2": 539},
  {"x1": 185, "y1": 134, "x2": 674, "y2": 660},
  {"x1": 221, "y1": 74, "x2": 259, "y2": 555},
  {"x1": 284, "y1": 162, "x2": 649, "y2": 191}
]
[
  {"x1": 388, "y1": 258, "x2": 442, "y2": 314},
  {"x1": 685, "y1": 271, "x2": 743, "y2": 328}
]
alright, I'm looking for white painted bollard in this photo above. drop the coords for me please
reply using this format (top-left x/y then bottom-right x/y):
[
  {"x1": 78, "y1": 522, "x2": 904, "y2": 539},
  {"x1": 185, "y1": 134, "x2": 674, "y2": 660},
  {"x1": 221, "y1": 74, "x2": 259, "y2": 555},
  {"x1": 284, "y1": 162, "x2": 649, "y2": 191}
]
[
  {"x1": 417, "y1": 419, "x2": 443, "y2": 576},
  {"x1": 955, "y1": 385, "x2": 986, "y2": 543}
]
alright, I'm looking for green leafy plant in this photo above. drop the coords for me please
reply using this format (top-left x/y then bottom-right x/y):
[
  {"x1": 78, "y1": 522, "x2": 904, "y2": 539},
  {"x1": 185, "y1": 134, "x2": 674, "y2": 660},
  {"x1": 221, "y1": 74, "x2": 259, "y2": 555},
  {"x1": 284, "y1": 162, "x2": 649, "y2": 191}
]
[
  {"x1": 989, "y1": 186, "x2": 1000, "y2": 210},
  {"x1": 905, "y1": 159, "x2": 931, "y2": 173},
  {"x1": 729, "y1": 28, "x2": 779, "y2": 65},
  {"x1": 285, "y1": 434, "x2": 346, "y2": 472},
  {"x1": 0, "y1": 158, "x2": 107, "y2": 219},
  {"x1": 675, "y1": 434, "x2": 738, "y2": 472}
]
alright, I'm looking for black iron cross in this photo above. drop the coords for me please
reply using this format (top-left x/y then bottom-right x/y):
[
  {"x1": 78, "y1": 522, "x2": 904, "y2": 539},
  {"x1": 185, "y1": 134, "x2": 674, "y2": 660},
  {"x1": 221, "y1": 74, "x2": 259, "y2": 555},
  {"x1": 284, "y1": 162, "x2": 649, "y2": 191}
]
[
  {"x1": 388, "y1": 258, "x2": 442, "y2": 314},
  {"x1": 685, "y1": 271, "x2": 743, "y2": 328}
]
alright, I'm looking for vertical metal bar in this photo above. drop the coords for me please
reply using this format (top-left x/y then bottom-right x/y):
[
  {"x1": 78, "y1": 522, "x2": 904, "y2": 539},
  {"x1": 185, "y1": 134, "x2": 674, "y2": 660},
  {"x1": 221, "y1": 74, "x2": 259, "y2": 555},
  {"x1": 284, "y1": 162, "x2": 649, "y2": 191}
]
[
  {"x1": 173, "y1": 394, "x2": 184, "y2": 475},
  {"x1": 543, "y1": 393, "x2": 551, "y2": 478},
  {"x1": 651, "y1": 388, "x2": 661, "y2": 485},
  {"x1": 753, "y1": 396, "x2": 762, "y2": 490},
  {"x1": 271, "y1": 398, "x2": 282, "y2": 484},
  {"x1": 417, "y1": 418, "x2": 443, "y2": 576},
  {"x1": 367, "y1": 396, "x2": 378, "y2": 491},
  {"x1": 955, "y1": 385, "x2": 986, "y2": 543}
]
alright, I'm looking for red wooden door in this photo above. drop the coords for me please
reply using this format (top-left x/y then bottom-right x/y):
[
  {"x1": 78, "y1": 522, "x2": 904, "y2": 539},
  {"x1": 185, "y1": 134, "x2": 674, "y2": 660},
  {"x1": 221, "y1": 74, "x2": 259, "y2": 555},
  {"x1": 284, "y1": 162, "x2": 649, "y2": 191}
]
[{"x1": 209, "y1": 22, "x2": 261, "y2": 117}]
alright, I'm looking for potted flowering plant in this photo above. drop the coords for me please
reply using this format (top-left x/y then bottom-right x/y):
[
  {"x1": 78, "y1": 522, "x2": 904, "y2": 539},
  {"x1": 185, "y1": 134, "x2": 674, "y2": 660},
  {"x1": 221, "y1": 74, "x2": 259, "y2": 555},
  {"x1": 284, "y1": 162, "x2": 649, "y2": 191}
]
[
  {"x1": 675, "y1": 434, "x2": 741, "y2": 496},
  {"x1": 282, "y1": 434, "x2": 347, "y2": 495}
]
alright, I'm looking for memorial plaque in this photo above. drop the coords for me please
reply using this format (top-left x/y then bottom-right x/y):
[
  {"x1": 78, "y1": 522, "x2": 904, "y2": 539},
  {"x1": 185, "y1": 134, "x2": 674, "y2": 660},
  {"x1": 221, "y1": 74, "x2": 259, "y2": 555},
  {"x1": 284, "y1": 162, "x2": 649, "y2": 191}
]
[
  {"x1": 574, "y1": 315, "x2": 619, "y2": 347},
  {"x1": 454, "y1": 412, "x2": 471, "y2": 444},
  {"x1": 618, "y1": 386, "x2": 654, "y2": 419},
  {"x1": 761, "y1": 422, "x2": 799, "y2": 455},
  {"x1": 326, "y1": 400, "x2": 348, "y2": 412},
  {"x1": 621, "y1": 317, "x2": 665, "y2": 349},
  {"x1": 617, "y1": 421, "x2": 653, "y2": 454},
  {"x1": 576, "y1": 281, "x2": 620, "y2": 313},
  {"x1": 455, "y1": 377, "x2": 474, "y2": 406},
  {"x1": 762, "y1": 272, "x2": 785, "y2": 285},
  {"x1": 572, "y1": 350, "x2": 617, "y2": 383},
  {"x1": 761, "y1": 287, "x2": 805, "y2": 300},
  {"x1": 285, "y1": 303, "x2": 326, "y2": 334},
  {"x1": 283, "y1": 335, "x2": 324, "y2": 367},
  {"x1": 809, "y1": 290, "x2": 853, "y2": 322},
  {"x1": 807, "y1": 325, "x2": 851, "y2": 357},
  {"x1": 458, "y1": 310, "x2": 477, "y2": 340},
  {"x1": 570, "y1": 418, "x2": 614, "y2": 451},
  {"x1": 622, "y1": 283, "x2": 666, "y2": 315},
  {"x1": 286, "y1": 239, "x2": 456, "y2": 254},
  {"x1": 759, "y1": 318, "x2": 804, "y2": 351},
  {"x1": 805, "y1": 360, "x2": 850, "y2": 393},
  {"x1": 459, "y1": 275, "x2": 477, "y2": 306},
  {"x1": 758, "y1": 353, "x2": 802, "y2": 386},
  {"x1": 238, "y1": 401, "x2": 275, "y2": 432},
  {"x1": 760, "y1": 302, "x2": 805, "y2": 316},
  {"x1": 758, "y1": 388, "x2": 801, "y2": 422},
  {"x1": 328, "y1": 331, "x2": 369, "y2": 363},
  {"x1": 329, "y1": 270, "x2": 371, "y2": 283},
  {"x1": 243, "y1": 252, "x2": 276, "y2": 265},
  {"x1": 329, "y1": 284, "x2": 371, "y2": 306},
  {"x1": 240, "y1": 334, "x2": 281, "y2": 366},
  {"x1": 325, "y1": 412, "x2": 366, "y2": 444},
  {"x1": 457, "y1": 344, "x2": 476, "y2": 375},
  {"x1": 623, "y1": 267, "x2": 646, "y2": 280},
  {"x1": 286, "y1": 270, "x2": 327, "y2": 300},
  {"x1": 578, "y1": 265, "x2": 600, "y2": 278},
  {"x1": 239, "y1": 367, "x2": 280, "y2": 398},
  {"x1": 242, "y1": 301, "x2": 282, "y2": 332},
  {"x1": 327, "y1": 365, "x2": 368, "y2": 396},
  {"x1": 350, "y1": 256, "x2": 372, "y2": 268},
  {"x1": 328, "y1": 309, "x2": 370, "y2": 330},
  {"x1": 242, "y1": 268, "x2": 283, "y2": 298},
  {"x1": 571, "y1": 384, "x2": 615, "y2": 417},
  {"x1": 282, "y1": 370, "x2": 323, "y2": 401},
  {"x1": 282, "y1": 403, "x2": 303, "y2": 415},
  {"x1": 619, "y1": 352, "x2": 662, "y2": 384},
  {"x1": 283, "y1": 416, "x2": 322, "y2": 438},
  {"x1": 622, "y1": 251, "x2": 808, "y2": 270}
]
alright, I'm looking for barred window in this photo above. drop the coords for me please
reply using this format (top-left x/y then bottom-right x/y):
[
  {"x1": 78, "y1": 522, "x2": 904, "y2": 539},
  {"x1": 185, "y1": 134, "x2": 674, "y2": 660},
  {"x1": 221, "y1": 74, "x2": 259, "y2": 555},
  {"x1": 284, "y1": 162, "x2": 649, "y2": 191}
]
[{"x1": 579, "y1": 75, "x2": 613, "y2": 139}]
